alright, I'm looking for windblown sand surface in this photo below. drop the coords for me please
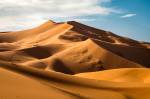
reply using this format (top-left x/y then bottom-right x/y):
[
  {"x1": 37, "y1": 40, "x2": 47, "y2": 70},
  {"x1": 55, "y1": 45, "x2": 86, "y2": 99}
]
[{"x1": 0, "y1": 20, "x2": 150, "y2": 99}]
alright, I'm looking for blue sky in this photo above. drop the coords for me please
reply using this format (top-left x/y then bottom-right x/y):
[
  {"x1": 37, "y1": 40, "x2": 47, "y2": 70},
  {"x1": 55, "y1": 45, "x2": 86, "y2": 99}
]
[
  {"x1": 78, "y1": 0, "x2": 150, "y2": 42},
  {"x1": 87, "y1": 0, "x2": 150, "y2": 42},
  {"x1": 0, "y1": 0, "x2": 149, "y2": 42}
]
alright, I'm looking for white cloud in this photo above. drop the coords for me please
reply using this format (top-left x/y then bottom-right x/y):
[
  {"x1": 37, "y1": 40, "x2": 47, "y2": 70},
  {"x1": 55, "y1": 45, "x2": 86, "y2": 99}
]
[
  {"x1": 0, "y1": 15, "x2": 46, "y2": 31},
  {"x1": 121, "y1": 14, "x2": 136, "y2": 18},
  {"x1": 54, "y1": 18, "x2": 96, "y2": 22},
  {"x1": 0, "y1": 0, "x2": 116, "y2": 17},
  {"x1": 0, "y1": 0, "x2": 117, "y2": 31},
  {"x1": 72, "y1": 18, "x2": 96, "y2": 22}
]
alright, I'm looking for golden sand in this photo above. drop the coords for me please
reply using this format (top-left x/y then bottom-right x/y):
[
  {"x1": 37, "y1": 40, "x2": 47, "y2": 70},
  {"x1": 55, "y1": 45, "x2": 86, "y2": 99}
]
[{"x1": 0, "y1": 20, "x2": 150, "y2": 99}]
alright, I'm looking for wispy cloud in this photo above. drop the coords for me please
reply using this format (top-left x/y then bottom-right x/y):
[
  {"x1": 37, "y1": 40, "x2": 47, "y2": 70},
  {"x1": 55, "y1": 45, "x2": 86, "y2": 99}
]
[
  {"x1": 0, "y1": 0, "x2": 119, "y2": 31},
  {"x1": 121, "y1": 13, "x2": 136, "y2": 18},
  {"x1": 0, "y1": 0, "x2": 117, "y2": 17},
  {"x1": 56, "y1": 18, "x2": 96, "y2": 22},
  {"x1": 73, "y1": 18, "x2": 96, "y2": 22}
]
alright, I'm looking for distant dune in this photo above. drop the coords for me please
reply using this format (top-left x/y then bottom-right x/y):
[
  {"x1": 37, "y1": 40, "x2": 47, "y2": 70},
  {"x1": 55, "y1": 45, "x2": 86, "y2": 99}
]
[{"x1": 0, "y1": 20, "x2": 150, "y2": 99}]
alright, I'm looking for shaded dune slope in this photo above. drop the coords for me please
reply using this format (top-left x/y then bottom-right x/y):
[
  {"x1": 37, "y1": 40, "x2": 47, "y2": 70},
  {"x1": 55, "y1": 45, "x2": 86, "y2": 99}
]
[
  {"x1": 68, "y1": 21, "x2": 150, "y2": 67},
  {"x1": 0, "y1": 20, "x2": 150, "y2": 99}
]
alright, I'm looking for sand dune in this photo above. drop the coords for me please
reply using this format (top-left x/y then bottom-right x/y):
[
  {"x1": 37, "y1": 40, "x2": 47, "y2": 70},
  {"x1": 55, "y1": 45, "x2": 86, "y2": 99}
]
[
  {"x1": 75, "y1": 68, "x2": 150, "y2": 83},
  {"x1": 0, "y1": 20, "x2": 150, "y2": 99}
]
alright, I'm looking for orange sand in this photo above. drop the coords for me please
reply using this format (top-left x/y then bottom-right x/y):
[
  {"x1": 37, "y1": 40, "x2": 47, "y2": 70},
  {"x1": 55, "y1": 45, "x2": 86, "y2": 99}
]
[{"x1": 0, "y1": 20, "x2": 150, "y2": 99}]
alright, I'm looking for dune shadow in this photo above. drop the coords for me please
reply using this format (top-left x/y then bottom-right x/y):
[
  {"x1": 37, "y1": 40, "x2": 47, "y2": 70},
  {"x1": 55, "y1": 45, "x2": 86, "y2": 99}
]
[
  {"x1": 21, "y1": 46, "x2": 52, "y2": 59},
  {"x1": 52, "y1": 59, "x2": 74, "y2": 75}
]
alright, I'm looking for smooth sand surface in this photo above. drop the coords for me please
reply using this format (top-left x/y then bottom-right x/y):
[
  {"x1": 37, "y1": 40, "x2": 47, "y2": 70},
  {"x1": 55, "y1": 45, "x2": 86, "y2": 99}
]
[{"x1": 0, "y1": 20, "x2": 150, "y2": 99}]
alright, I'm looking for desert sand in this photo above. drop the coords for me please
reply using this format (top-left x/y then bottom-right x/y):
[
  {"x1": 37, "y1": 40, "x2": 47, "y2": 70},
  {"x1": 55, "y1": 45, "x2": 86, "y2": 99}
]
[{"x1": 0, "y1": 20, "x2": 150, "y2": 99}]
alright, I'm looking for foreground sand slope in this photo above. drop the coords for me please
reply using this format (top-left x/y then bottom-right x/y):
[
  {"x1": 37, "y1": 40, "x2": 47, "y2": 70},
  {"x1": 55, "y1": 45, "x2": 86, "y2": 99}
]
[
  {"x1": 0, "y1": 20, "x2": 150, "y2": 99},
  {"x1": 75, "y1": 68, "x2": 150, "y2": 83},
  {"x1": 1, "y1": 61, "x2": 150, "y2": 99}
]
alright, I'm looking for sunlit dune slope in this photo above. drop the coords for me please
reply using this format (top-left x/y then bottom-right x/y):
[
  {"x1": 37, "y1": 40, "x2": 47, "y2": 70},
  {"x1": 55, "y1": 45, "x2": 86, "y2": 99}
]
[
  {"x1": 75, "y1": 68, "x2": 150, "y2": 83},
  {"x1": 0, "y1": 20, "x2": 150, "y2": 99}
]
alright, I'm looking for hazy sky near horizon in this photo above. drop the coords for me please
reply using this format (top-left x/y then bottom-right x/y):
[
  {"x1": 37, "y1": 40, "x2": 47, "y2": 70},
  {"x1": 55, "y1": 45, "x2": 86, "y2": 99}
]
[{"x1": 0, "y1": 0, "x2": 149, "y2": 42}]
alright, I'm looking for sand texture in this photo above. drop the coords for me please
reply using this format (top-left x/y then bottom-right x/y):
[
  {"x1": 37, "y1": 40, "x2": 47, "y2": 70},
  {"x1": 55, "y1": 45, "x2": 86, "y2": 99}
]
[{"x1": 0, "y1": 20, "x2": 150, "y2": 99}]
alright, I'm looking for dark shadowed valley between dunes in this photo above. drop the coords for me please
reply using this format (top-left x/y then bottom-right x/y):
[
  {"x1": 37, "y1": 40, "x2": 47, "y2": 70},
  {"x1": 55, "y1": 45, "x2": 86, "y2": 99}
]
[{"x1": 0, "y1": 20, "x2": 150, "y2": 99}]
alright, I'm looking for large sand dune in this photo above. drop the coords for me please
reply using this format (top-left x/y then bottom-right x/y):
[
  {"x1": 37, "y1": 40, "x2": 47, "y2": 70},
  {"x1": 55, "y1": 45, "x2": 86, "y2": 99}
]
[{"x1": 0, "y1": 20, "x2": 150, "y2": 99}]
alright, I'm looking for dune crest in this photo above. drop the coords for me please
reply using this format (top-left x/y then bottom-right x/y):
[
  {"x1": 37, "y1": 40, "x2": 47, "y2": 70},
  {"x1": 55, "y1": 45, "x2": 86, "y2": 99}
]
[{"x1": 0, "y1": 20, "x2": 150, "y2": 99}]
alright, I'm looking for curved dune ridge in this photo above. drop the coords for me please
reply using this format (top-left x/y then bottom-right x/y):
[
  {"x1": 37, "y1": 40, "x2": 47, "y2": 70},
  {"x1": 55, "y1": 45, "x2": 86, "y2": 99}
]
[
  {"x1": 0, "y1": 20, "x2": 150, "y2": 99},
  {"x1": 75, "y1": 68, "x2": 150, "y2": 83}
]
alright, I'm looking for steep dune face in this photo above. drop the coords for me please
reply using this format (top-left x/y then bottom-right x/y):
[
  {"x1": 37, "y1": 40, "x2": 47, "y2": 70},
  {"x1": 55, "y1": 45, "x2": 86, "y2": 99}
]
[
  {"x1": 44, "y1": 39, "x2": 142, "y2": 74},
  {"x1": 68, "y1": 21, "x2": 150, "y2": 66},
  {"x1": 92, "y1": 39, "x2": 150, "y2": 67},
  {"x1": 68, "y1": 21, "x2": 147, "y2": 48},
  {"x1": 0, "y1": 20, "x2": 150, "y2": 99}
]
